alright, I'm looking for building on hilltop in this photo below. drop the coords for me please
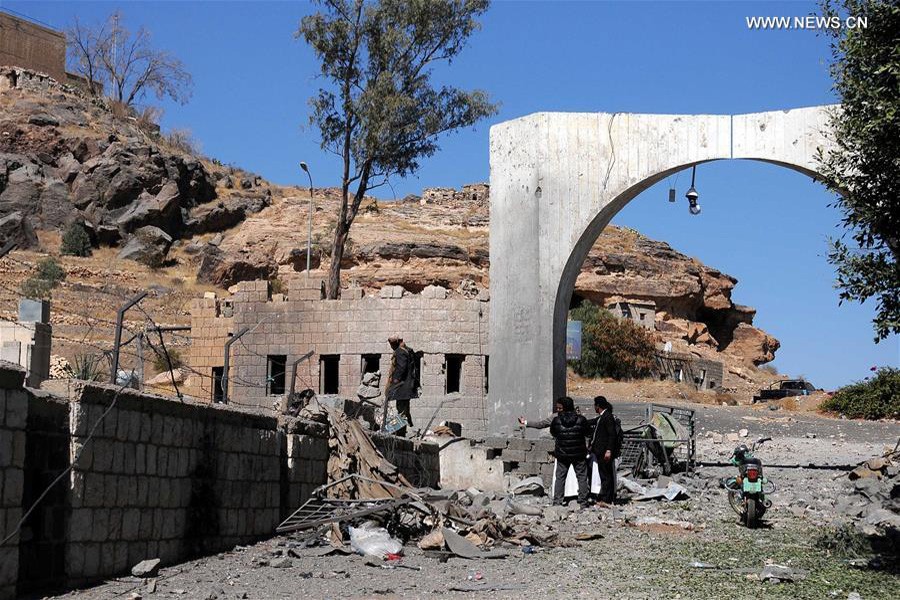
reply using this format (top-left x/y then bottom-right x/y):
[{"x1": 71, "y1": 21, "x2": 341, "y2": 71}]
[
  {"x1": 420, "y1": 183, "x2": 489, "y2": 206},
  {"x1": 0, "y1": 10, "x2": 97, "y2": 90},
  {"x1": 606, "y1": 299, "x2": 657, "y2": 330}
]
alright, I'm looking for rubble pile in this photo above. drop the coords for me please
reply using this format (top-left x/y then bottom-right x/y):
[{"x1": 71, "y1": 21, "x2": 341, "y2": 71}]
[{"x1": 836, "y1": 445, "x2": 900, "y2": 542}]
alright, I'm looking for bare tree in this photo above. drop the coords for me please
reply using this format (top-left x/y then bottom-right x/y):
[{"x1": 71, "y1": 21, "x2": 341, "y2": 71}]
[
  {"x1": 66, "y1": 16, "x2": 106, "y2": 96},
  {"x1": 66, "y1": 11, "x2": 192, "y2": 107}
]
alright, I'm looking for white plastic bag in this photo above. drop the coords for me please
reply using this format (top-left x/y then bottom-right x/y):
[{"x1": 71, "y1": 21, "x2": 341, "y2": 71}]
[{"x1": 348, "y1": 523, "x2": 403, "y2": 558}]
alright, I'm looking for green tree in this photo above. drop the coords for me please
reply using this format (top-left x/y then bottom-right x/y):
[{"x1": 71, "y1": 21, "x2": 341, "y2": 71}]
[
  {"x1": 820, "y1": 367, "x2": 900, "y2": 420},
  {"x1": 568, "y1": 302, "x2": 657, "y2": 380},
  {"x1": 819, "y1": 0, "x2": 900, "y2": 341},
  {"x1": 298, "y1": 0, "x2": 497, "y2": 298},
  {"x1": 60, "y1": 222, "x2": 93, "y2": 257},
  {"x1": 19, "y1": 257, "x2": 66, "y2": 300}
]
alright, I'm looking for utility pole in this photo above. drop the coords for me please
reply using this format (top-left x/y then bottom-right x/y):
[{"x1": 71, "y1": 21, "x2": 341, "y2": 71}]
[
  {"x1": 300, "y1": 162, "x2": 313, "y2": 279},
  {"x1": 221, "y1": 327, "x2": 250, "y2": 404},
  {"x1": 136, "y1": 328, "x2": 144, "y2": 391},
  {"x1": 288, "y1": 350, "x2": 315, "y2": 396}
]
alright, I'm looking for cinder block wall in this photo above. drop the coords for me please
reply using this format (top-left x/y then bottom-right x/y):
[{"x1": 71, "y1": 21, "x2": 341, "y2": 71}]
[
  {"x1": 283, "y1": 421, "x2": 329, "y2": 516},
  {"x1": 0, "y1": 363, "x2": 27, "y2": 600},
  {"x1": 0, "y1": 369, "x2": 438, "y2": 595},
  {"x1": 64, "y1": 382, "x2": 282, "y2": 587},
  {"x1": 190, "y1": 279, "x2": 491, "y2": 436}
]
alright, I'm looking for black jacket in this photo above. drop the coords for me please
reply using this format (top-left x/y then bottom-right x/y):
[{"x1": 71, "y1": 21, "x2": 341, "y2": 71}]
[
  {"x1": 387, "y1": 346, "x2": 416, "y2": 401},
  {"x1": 550, "y1": 412, "x2": 589, "y2": 460},
  {"x1": 586, "y1": 410, "x2": 616, "y2": 457}
]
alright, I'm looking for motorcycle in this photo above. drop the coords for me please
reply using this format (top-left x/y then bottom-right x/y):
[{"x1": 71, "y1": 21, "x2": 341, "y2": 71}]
[{"x1": 722, "y1": 437, "x2": 775, "y2": 527}]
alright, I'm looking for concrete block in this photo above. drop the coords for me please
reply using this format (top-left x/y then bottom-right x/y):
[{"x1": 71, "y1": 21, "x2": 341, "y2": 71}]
[
  {"x1": 484, "y1": 437, "x2": 508, "y2": 450},
  {"x1": 506, "y1": 437, "x2": 534, "y2": 452},
  {"x1": 500, "y1": 449, "x2": 526, "y2": 463}
]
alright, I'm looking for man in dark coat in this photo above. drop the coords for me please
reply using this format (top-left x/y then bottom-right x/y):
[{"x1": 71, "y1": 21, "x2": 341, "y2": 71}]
[
  {"x1": 546, "y1": 397, "x2": 590, "y2": 506},
  {"x1": 385, "y1": 336, "x2": 416, "y2": 435},
  {"x1": 586, "y1": 395, "x2": 617, "y2": 504}
]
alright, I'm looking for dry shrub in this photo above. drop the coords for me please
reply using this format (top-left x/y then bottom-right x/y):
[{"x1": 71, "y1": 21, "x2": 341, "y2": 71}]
[
  {"x1": 163, "y1": 128, "x2": 200, "y2": 155},
  {"x1": 136, "y1": 105, "x2": 163, "y2": 132},
  {"x1": 107, "y1": 99, "x2": 132, "y2": 120}
]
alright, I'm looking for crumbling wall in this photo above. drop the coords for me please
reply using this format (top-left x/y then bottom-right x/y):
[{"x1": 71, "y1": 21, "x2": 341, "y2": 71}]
[
  {"x1": 420, "y1": 183, "x2": 489, "y2": 206},
  {"x1": 64, "y1": 382, "x2": 282, "y2": 587},
  {"x1": 372, "y1": 435, "x2": 440, "y2": 488},
  {"x1": 185, "y1": 296, "x2": 234, "y2": 402},
  {"x1": 0, "y1": 363, "x2": 27, "y2": 600},
  {"x1": 191, "y1": 278, "x2": 491, "y2": 436},
  {"x1": 283, "y1": 420, "x2": 329, "y2": 516}
]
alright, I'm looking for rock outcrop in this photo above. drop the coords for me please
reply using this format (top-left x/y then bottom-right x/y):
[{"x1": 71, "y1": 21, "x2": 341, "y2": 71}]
[
  {"x1": 0, "y1": 66, "x2": 260, "y2": 261},
  {"x1": 0, "y1": 67, "x2": 779, "y2": 369}
]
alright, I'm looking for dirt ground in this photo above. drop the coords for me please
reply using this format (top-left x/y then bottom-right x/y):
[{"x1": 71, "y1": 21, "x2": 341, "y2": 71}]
[{"x1": 47, "y1": 402, "x2": 900, "y2": 600}]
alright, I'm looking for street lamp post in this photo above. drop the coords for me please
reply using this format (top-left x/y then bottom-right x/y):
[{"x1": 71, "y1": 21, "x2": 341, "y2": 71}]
[{"x1": 299, "y1": 162, "x2": 313, "y2": 279}]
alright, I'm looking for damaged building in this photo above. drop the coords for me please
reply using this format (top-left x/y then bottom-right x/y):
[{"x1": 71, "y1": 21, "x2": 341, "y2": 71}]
[{"x1": 187, "y1": 277, "x2": 491, "y2": 436}]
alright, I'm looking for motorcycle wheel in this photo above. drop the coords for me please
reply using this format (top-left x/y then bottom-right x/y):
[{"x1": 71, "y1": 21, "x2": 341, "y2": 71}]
[
  {"x1": 727, "y1": 490, "x2": 743, "y2": 516},
  {"x1": 744, "y1": 499, "x2": 757, "y2": 527}
]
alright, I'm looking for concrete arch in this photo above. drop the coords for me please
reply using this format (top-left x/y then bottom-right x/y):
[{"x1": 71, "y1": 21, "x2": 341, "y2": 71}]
[{"x1": 487, "y1": 106, "x2": 836, "y2": 434}]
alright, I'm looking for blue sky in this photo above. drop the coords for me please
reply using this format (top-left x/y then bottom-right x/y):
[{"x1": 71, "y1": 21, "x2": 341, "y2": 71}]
[{"x1": 3, "y1": 1, "x2": 897, "y2": 388}]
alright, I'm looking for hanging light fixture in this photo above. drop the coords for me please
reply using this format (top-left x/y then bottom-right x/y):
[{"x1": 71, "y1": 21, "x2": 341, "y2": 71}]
[{"x1": 685, "y1": 165, "x2": 700, "y2": 215}]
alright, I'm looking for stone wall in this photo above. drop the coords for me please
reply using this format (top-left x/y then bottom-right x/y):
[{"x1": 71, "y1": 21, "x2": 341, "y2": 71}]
[
  {"x1": 188, "y1": 278, "x2": 491, "y2": 437},
  {"x1": 0, "y1": 14, "x2": 66, "y2": 83},
  {"x1": 0, "y1": 370, "x2": 437, "y2": 596},
  {"x1": 64, "y1": 382, "x2": 282, "y2": 586},
  {"x1": 283, "y1": 420, "x2": 329, "y2": 516},
  {"x1": 0, "y1": 363, "x2": 27, "y2": 600}
]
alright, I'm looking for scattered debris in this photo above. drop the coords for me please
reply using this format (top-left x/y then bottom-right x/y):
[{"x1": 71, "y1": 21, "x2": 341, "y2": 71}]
[
  {"x1": 449, "y1": 582, "x2": 528, "y2": 593},
  {"x1": 349, "y1": 523, "x2": 403, "y2": 558},
  {"x1": 633, "y1": 516, "x2": 695, "y2": 531},
  {"x1": 131, "y1": 558, "x2": 161, "y2": 578},
  {"x1": 759, "y1": 564, "x2": 807, "y2": 583},
  {"x1": 511, "y1": 476, "x2": 546, "y2": 496}
]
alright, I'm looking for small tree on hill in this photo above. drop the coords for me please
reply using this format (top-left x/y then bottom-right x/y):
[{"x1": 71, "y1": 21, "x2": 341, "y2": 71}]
[
  {"x1": 60, "y1": 222, "x2": 93, "y2": 257},
  {"x1": 298, "y1": 0, "x2": 498, "y2": 298},
  {"x1": 67, "y1": 11, "x2": 192, "y2": 107},
  {"x1": 19, "y1": 257, "x2": 66, "y2": 300}
]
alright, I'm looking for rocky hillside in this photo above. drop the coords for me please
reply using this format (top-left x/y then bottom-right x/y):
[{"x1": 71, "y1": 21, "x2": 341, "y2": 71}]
[{"x1": 0, "y1": 67, "x2": 779, "y2": 396}]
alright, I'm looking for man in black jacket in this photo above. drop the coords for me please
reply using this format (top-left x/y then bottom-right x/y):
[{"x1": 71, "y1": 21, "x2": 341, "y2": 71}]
[
  {"x1": 384, "y1": 336, "x2": 417, "y2": 435},
  {"x1": 546, "y1": 397, "x2": 590, "y2": 506},
  {"x1": 586, "y1": 395, "x2": 617, "y2": 504}
]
